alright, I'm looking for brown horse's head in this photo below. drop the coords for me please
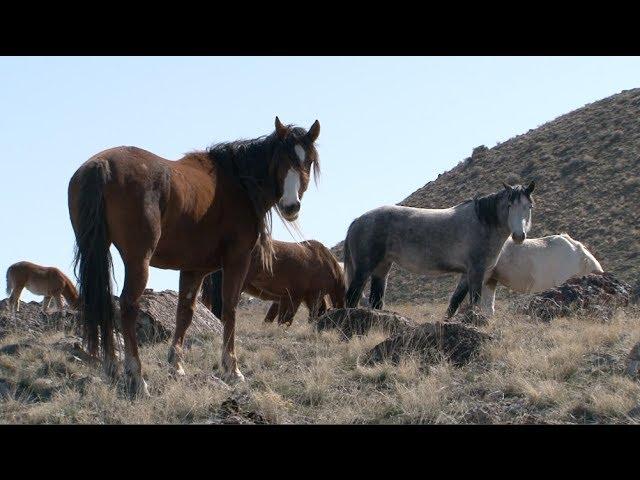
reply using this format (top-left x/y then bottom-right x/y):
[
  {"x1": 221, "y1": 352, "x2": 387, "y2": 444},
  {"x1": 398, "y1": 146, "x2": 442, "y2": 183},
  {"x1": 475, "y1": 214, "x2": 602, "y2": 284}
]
[{"x1": 271, "y1": 116, "x2": 320, "y2": 221}]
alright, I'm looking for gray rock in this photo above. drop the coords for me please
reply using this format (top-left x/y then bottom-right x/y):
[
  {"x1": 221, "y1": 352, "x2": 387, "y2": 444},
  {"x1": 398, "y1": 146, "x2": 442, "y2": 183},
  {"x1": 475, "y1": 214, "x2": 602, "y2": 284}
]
[
  {"x1": 363, "y1": 321, "x2": 491, "y2": 367},
  {"x1": 315, "y1": 308, "x2": 417, "y2": 340}
]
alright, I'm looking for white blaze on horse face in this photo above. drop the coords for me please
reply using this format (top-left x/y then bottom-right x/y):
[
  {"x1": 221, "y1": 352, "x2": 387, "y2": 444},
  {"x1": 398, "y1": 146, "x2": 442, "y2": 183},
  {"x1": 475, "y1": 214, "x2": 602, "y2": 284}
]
[
  {"x1": 508, "y1": 197, "x2": 532, "y2": 242},
  {"x1": 294, "y1": 144, "x2": 306, "y2": 164},
  {"x1": 279, "y1": 168, "x2": 301, "y2": 210}
]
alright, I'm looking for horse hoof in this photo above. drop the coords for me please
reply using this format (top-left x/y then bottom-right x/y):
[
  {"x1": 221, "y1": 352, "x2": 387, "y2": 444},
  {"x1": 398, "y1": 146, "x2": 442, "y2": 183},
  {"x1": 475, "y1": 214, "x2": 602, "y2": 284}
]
[
  {"x1": 127, "y1": 376, "x2": 151, "y2": 399},
  {"x1": 174, "y1": 363, "x2": 186, "y2": 377},
  {"x1": 222, "y1": 370, "x2": 245, "y2": 384}
]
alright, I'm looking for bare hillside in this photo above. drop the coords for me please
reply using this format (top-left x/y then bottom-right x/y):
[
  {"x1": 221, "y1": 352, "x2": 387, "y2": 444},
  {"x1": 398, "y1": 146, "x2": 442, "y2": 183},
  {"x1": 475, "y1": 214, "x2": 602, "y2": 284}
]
[{"x1": 333, "y1": 88, "x2": 640, "y2": 304}]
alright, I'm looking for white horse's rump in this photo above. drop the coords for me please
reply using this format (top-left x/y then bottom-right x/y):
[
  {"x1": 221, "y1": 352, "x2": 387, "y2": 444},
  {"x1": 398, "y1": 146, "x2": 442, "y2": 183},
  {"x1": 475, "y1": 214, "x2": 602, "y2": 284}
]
[{"x1": 482, "y1": 233, "x2": 603, "y2": 314}]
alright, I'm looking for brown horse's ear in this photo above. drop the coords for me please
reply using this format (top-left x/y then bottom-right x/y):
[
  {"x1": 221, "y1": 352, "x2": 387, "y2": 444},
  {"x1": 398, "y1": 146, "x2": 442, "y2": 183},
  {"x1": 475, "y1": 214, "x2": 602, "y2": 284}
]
[
  {"x1": 275, "y1": 116, "x2": 289, "y2": 140},
  {"x1": 525, "y1": 180, "x2": 535, "y2": 194},
  {"x1": 307, "y1": 119, "x2": 320, "y2": 142}
]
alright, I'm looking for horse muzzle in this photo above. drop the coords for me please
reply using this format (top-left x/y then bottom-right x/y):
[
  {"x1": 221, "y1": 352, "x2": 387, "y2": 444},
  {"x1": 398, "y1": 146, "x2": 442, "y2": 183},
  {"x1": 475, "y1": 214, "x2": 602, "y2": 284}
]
[
  {"x1": 512, "y1": 232, "x2": 526, "y2": 243},
  {"x1": 279, "y1": 201, "x2": 300, "y2": 221}
]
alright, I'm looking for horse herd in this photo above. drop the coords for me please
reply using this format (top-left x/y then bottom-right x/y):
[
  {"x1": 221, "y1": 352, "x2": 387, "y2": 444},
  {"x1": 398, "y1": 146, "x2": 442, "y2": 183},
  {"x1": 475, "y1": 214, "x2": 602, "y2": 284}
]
[{"x1": 3, "y1": 117, "x2": 604, "y2": 397}]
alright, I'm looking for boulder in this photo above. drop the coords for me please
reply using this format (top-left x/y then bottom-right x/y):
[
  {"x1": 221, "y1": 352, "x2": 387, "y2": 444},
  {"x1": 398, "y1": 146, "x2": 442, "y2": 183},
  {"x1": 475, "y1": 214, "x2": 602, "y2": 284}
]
[
  {"x1": 114, "y1": 289, "x2": 223, "y2": 343},
  {"x1": 363, "y1": 321, "x2": 491, "y2": 367},
  {"x1": 518, "y1": 272, "x2": 632, "y2": 321},
  {"x1": 315, "y1": 308, "x2": 418, "y2": 340}
]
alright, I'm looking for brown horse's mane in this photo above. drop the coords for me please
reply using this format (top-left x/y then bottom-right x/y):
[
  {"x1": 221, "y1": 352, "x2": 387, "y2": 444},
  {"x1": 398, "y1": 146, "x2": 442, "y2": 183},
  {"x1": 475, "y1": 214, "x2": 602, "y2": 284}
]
[{"x1": 205, "y1": 126, "x2": 320, "y2": 271}]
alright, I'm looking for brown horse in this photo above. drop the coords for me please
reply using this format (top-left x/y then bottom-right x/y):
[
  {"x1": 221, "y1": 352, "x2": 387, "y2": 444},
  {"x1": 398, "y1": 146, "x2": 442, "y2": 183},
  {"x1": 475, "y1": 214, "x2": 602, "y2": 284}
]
[
  {"x1": 5, "y1": 261, "x2": 79, "y2": 314},
  {"x1": 201, "y1": 239, "x2": 345, "y2": 326},
  {"x1": 68, "y1": 117, "x2": 320, "y2": 396}
]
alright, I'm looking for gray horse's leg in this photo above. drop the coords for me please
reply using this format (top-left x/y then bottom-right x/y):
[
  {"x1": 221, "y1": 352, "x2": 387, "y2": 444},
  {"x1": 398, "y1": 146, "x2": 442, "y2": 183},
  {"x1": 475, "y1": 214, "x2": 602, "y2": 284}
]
[
  {"x1": 369, "y1": 261, "x2": 392, "y2": 310},
  {"x1": 467, "y1": 267, "x2": 486, "y2": 308},
  {"x1": 346, "y1": 269, "x2": 369, "y2": 308},
  {"x1": 446, "y1": 274, "x2": 468, "y2": 318},
  {"x1": 481, "y1": 278, "x2": 498, "y2": 316}
]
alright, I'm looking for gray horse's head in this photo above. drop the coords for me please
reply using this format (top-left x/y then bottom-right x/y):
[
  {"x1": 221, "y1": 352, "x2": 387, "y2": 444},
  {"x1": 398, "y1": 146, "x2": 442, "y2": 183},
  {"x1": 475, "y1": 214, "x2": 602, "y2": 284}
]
[
  {"x1": 502, "y1": 181, "x2": 535, "y2": 243},
  {"x1": 474, "y1": 181, "x2": 535, "y2": 243}
]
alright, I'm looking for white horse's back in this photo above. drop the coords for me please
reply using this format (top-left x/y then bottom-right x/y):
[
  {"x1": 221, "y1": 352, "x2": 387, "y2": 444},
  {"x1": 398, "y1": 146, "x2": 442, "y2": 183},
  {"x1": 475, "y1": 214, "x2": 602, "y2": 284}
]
[{"x1": 482, "y1": 233, "x2": 603, "y2": 314}]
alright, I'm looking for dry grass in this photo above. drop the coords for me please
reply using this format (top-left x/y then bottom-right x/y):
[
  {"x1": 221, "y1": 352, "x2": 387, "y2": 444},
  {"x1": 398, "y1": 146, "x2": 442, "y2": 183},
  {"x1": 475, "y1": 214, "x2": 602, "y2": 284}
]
[{"x1": 1, "y1": 301, "x2": 639, "y2": 424}]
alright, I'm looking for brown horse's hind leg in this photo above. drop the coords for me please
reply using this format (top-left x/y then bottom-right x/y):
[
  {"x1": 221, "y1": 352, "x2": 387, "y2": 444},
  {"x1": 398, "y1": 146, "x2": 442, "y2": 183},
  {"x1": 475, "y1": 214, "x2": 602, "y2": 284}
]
[
  {"x1": 219, "y1": 255, "x2": 252, "y2": 383},
  {"x1": 42, "y1": 296, "x2": 53, "y2": 314},
  {"x1": 168, "y1": 270, "x2": 207, "y2": 376},
  {"x1": 119, "y1": 260, "x2": 151, "y2": 398},
  {"x1": 9, "y1": 283, "x2": 24, "y2": 315}
]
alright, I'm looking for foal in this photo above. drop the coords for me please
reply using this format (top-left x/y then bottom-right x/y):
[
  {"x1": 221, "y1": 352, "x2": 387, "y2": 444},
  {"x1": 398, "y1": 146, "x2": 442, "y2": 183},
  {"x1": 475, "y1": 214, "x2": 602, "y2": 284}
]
[
  {"x1": 344, "y1": 182, "x2": 535, "y2": 312},
  {"x1": 202, "y1": 239, "x2": 345, "y2": 326},
  {"x1": 5, "y1": 261, "x2": 79, "y2": 314}
]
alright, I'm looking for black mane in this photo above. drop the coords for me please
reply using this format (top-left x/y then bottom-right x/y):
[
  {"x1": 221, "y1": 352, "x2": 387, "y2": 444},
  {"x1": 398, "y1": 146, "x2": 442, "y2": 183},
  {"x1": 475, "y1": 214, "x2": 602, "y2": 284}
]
[
  {"x1": 206, "y1": 126, "x2": 315, "y2": 208},
  {"x1": 469, "y1": 185, "x2": 532, "y2": 226},
  {"x1": 205, "y1": 125, "x2": 316, "y2": 270}
]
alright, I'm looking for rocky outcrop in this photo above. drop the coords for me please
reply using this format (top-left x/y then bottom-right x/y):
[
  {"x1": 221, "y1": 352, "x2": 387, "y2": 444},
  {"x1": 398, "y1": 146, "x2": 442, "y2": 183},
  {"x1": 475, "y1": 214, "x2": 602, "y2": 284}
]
[
  {"x1": 1, "y1": 289, "x2": 223, "y2": 344},
  {"x1": 518, "y1": 272, "x2": 632, "y2": 321},
  {"x1": 363, "y1": 321, "x2": 491, "y2": 367}
]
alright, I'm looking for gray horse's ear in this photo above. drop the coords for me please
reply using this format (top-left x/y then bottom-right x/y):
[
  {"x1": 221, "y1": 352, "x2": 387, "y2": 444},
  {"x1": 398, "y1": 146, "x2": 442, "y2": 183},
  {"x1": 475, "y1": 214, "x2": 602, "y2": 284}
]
[
  {"x1": 502, "y1": 182, "x2": 512, "y2": 190},
  {"x1": 307, "y1": 120, "x2": 320, "y2": 142},
  {"x1": 275, "y1": 116, "x2": 289, "y2": 140},
  {"x1": 525, "y1": 180, "x2": 535, "y2": 194}
]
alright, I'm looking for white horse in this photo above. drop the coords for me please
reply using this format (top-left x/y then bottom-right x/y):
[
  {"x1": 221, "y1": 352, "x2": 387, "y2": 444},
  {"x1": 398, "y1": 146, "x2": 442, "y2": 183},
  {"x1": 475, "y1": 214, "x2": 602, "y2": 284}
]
[{"x1": 448, "y1": 233, "x2": 603, "y2": 316}]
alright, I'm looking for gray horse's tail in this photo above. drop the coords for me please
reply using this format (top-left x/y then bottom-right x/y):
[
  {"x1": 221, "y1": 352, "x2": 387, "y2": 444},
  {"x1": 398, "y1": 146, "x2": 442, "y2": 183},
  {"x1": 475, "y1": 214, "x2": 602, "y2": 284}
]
[{"x1": 343, "y1": 240, "x2": 353, "y2": 290}]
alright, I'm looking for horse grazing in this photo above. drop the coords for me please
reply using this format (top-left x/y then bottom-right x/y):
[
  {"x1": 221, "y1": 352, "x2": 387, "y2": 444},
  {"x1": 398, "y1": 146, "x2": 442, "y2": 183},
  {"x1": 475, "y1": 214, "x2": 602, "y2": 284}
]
[
  {"x1": 201, "y1": 239, "x2": 345, "y2": 326},
  {"x1": 344, "y1": 182, "x2": 535, "y2": 312},
  {"x1": 68, "y1": 117, "x2": 320, "y2": 396},
  {"x1": 447, "y1": 233, "x2": 603, "y2": 316},
  {"x1": 5, "y1": 261, "x2": 79, "y2": 314}
]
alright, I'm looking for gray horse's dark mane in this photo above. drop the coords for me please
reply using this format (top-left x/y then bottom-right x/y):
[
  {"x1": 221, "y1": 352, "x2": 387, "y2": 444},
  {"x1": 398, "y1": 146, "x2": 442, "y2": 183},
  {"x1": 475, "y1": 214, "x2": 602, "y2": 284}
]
[{"x1": 464, "y1": 185, "x2": 533, "y2": 226}]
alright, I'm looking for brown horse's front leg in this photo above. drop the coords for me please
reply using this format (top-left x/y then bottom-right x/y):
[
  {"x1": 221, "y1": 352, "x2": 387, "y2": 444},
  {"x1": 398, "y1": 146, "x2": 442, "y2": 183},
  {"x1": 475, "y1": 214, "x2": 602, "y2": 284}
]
[
  {"x1": 263, "y1": 302, "x2": 279, "y2": 323},
  {"x1": 305, "y1": 294, "x2": 327, "y2": 323},
  {"x1": 168, "y1": 270, "x2": 207, "y2": 376},
  {"x1": 278, "y1": 297, "x2": 301, "y2": 327},
  {"x1": 219, "y1": 255, "x2": 252, "y2": 383}
]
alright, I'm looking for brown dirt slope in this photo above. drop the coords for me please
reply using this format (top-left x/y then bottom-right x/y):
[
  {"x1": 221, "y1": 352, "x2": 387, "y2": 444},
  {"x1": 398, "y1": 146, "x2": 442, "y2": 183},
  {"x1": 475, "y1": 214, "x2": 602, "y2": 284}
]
[{"x1": 333, "y1": 88, "x2": 640, "y2": 304}]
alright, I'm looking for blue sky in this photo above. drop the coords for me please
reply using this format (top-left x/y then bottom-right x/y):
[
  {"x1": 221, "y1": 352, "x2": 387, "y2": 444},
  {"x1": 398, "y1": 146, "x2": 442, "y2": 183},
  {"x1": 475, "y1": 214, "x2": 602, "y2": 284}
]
[{"x1": 2, "y1": 56, "x2": 639, "y2": 301}]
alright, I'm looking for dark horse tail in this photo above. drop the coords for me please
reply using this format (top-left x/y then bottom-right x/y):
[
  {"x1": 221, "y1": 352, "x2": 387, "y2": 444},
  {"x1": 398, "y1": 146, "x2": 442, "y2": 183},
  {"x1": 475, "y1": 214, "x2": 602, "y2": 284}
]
[
  {"x1": 202, "y1": 270, "x2": 224, "y2": 320},
  {"x1": 343, "y1": 239, "x2": 352, "y2": 290},
  {"x1": 71, "y1": 161, "x2": 115, "y2": 358}
]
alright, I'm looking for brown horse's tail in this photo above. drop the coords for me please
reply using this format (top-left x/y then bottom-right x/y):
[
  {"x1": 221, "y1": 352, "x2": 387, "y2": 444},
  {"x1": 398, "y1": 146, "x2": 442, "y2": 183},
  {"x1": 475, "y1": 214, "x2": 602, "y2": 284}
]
[
  {"x1": 312, "y1": 242, "x2": 345, "y2": 309},
  {"x1": 201, "y1": 270, "x2": 224, "y2": 319},
  {"x1": 71, "y1": 161, "x2": 115, "y2": 358}
]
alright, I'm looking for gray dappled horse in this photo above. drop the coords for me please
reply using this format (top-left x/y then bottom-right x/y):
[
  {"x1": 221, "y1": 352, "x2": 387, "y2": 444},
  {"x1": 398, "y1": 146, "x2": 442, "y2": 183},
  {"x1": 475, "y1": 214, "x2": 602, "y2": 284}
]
[{"x1": 343, "y1": 182, "x2": 535, "y2": 313}]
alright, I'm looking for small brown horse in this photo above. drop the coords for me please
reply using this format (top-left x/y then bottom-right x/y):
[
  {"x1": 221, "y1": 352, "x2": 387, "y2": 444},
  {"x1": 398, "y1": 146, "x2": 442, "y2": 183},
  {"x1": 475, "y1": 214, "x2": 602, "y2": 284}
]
[
  {"x1": 202, "y1": 239, "x2": 345, "y2": 326},
  {"x1": 5, "y1": 261, "x2": 79, "y2": 314},
  {"x1": 68, "y1": 117, "x2": 320, "y2": 396}
]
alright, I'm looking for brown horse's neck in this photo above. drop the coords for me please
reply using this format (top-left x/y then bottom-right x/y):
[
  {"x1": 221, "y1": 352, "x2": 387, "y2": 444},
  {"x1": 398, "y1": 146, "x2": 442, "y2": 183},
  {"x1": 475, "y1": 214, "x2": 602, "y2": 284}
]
[
  {"x1": 207, "y1": 138, "x2": 280, "y2": 220},
  {"x1": 62, "y1": 281, "x2": 80, "y2": 309}
]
